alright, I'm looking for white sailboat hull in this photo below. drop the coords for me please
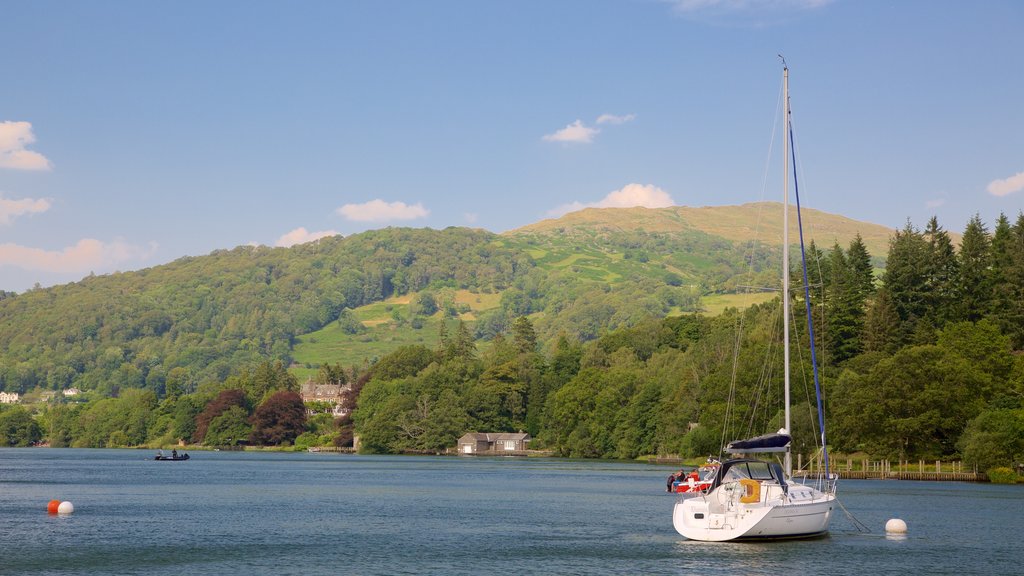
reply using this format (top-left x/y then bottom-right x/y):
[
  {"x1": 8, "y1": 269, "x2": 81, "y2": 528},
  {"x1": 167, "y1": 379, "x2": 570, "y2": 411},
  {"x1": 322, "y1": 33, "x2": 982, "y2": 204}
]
[{"x1": 673, "y1": 482, "x2": 835, "y2": 541}]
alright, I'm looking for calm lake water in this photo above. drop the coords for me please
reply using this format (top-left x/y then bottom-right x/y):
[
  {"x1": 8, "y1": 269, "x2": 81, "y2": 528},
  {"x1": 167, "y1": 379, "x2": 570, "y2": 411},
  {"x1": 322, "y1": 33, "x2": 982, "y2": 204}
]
[{"x1": 1, "y1": 448, "x2": 1021, "y2": 575}]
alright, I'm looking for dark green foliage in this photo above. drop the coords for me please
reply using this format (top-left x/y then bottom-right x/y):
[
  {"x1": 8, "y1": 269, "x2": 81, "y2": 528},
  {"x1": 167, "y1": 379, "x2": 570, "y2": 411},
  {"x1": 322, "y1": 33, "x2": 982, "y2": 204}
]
[
  {"x1": 882, "y1": 221, "x2": 930, "y2": 344},
  {"x1": 957, "y1": 409, "x2": 1024, "y2": 473},
  {"x1": 203, "y1": 406, "x2": 251, "y2": 446},
  {"x1": 0, "y1": 406, "x2": 42, "y2": 446},
  {"x1": 956, "y1": 215, "x2": 993, "y2": 323}
]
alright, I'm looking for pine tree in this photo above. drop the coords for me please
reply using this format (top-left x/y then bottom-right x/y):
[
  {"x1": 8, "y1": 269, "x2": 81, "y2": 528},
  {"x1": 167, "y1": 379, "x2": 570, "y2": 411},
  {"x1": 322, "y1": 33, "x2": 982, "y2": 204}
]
[
  {"x1": 955, "y1": 214, "x2": 993, "y2": 322},
  {"x1": 922, "y1": 216, "x2": 959, "y2": 326},
  {"x1": 994, "y1": 213, "x2": 1024, "y2": 348},
  {"x1": 881, "y1": 221, "x2": 930, "y2": 345},
  {"x1": 824, "y1": 242, "x2": 862, "y2": 364},
  {"x1": 862, "y1": 288, "x2": 901, "y2": 354},
  {"x1": 846, "y1": 233, "x2": 876, "y2": 301}
]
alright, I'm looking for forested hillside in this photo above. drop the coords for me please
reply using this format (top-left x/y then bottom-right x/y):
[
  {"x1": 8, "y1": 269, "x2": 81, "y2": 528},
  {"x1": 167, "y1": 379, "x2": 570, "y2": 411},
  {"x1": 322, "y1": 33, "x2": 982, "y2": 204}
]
[{"x1": 1, "y1": 208, "x2": 1022, "y2": 475}]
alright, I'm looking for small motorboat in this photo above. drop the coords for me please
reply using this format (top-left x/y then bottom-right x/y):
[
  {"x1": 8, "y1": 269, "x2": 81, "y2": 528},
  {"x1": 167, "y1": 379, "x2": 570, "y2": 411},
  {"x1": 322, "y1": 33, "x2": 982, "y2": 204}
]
[{"x1": 154, "y1": 452, "x2": 190, "y2": 461}]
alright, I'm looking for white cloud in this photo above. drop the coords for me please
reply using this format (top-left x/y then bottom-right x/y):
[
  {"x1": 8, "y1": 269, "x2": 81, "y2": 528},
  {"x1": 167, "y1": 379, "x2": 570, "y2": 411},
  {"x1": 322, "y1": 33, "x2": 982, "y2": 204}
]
[
  {"x1": 596, "y1": 113, "x2": 636, "y2": 125},
  {"x1": 463, "y1": 212, "x2": 478, "y2": 224},
  {"x1": 0, "y1": 121, "x2": 52, "y2": 171},
  {"x1": 275, "y1": 227, "x2": 339, "y2": 247},
  {"x1": 542, "y1": 120, "x2": 599, "y2": 144},
  {"x1": 0, "y1": 195, "x2": 51, "y2": 224},
  {"x1": 0, "y1": 238, "x2": 157, "y2": 274},
  {"x1": 925, "y1": 198, "x2": 946, "y2": 209},
  {"x1": 547, "y1": 183, "x2": 676, "y2": 217},
  {"x1": 987, "y1": 171, "x2": 1024, "y2": 197},
  {"x1": 337, "y1": 199, "x2": 430, "y2": 222}
]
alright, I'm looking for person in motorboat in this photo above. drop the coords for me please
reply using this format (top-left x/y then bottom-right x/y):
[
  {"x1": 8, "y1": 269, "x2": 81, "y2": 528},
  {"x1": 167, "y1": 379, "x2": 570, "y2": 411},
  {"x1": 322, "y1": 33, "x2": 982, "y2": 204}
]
[
  {"x1": 666, "y1": 470, "x2": 683, "y2": 492},
  {"x1": 673, "y1": 459, "x2": 719, "y2": 494}
]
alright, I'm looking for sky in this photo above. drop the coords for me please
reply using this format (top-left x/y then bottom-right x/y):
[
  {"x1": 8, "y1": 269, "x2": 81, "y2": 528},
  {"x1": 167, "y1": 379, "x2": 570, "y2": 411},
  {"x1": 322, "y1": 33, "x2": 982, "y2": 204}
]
[{"x1": 1, "y1": 0, "x2": 1022, "y2": 292}]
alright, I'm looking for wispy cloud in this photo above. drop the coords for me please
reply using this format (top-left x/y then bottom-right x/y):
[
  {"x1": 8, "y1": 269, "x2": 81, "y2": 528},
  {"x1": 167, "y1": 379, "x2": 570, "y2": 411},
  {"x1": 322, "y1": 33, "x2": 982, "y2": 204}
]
[
  {"x1": 547, "y1": 183, "x2": 676, "y2": 217},
  {"x1": 0, "y1": 195, "x2": 51, "y2": 224},
  {"x1": 925, "y1": 198, "x2": 946, "y2": 209},
  {"x1": 275, "y1": 227, "x2": 339, "y2": 248},
  {"x1": 543, "y1": 113, "x2": 635, "y2": 144},
  {"x1": 596, "y1": 113, "x2": 636, "y2": 125},
  {"x1": 987, "y1": 171, "x2": 1024, "y2": 197},
  {"x1": 337, "y1": 199, "x2": 430, "y2": 222},
  {"x1": 0, "y1": 239, "x2": 158, "y2": 274},
  {"x1": 463, "y1": 212, "x2": 478, "y2": 224},
  {"x1": 542, "y1": 120, "x2": 599, "y2": 144},
  {"x1": 669, "y1": 0, "x2": 832, "y2": 26},
  {"x1": 0, "y1": 121, "x2": 52, "y2": 171}
]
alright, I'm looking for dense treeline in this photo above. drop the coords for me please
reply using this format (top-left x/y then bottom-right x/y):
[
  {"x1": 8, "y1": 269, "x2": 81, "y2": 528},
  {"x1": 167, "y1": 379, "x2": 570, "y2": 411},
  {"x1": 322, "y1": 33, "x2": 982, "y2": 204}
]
[
  {"x1": 350, "y1": 212, "x2": 1024, "y2": 470},
  {"x1": 1, "y1": 212, "x2": 1022, "y2": 473}
]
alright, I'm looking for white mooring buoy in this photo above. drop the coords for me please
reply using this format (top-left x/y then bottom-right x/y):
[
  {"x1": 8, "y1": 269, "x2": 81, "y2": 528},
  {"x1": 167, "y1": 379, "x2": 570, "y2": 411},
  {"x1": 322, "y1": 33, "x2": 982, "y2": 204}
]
[
  {"x1": 885, "y1": 518, "x2": 907, "y2": 534},
  {"x1": 57, "y1": 501, "x2": 75, "y2": 515}
]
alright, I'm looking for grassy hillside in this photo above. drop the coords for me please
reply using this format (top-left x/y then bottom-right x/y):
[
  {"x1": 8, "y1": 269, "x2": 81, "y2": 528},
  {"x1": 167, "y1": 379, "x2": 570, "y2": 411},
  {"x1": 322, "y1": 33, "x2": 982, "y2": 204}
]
[{"x1": 509, "y1": 203, "x2": 895, "y2": 260}]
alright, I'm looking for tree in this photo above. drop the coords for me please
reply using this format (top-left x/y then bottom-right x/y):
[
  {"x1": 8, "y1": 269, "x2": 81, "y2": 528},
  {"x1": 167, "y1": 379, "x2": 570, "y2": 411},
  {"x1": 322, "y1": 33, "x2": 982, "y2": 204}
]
[
  {"x1": 955, "y1": 214, "x2": 992, "y2": 322},
  {"x1": 203, "y1": 406, "x2": 252, "y2": 446},
  {"x1": 862, "y1": 288, "x2": 901, "y2": 354},
  {"x1": 371, "y1": 345, "x2": 435, "y2": 382},
  {"x1": 989, "y1": 213, "x2": 1024, "y2": 347},
  {"x1": 881, "y1": 221, "x2": 930, "y2": 344},
  {"x1": 234, "y1": 360, "x2": 298, "y2": 404},
  {"x1": 0, "y1": 406, "x2": 42, "y2": 446},
  {"x1": 834, "y1": 345, "x2": 986, "y2": 459},
  {"x1": 511, "y1": 316, "x2": 538, "y2": 354},
  {"x1": 958, "y1": 409, "x2": 1024, "y2": 471},
  {"x1": 316, "y1": 363, "x2": 348, "y2": 386},
  {"x1": 922, "y1": 217, "x2": 958, "y2": 326},
  {"x1": 193, "y1": 389, "x2": 248, "y2": 444},
  {"x1": 249, "y1": 390, "x2": 307, "y2": 446}
]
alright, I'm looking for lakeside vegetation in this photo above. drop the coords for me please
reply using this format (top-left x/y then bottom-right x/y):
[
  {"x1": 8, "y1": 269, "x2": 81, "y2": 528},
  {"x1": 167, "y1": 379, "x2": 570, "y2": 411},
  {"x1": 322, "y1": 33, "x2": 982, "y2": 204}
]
[{"x1": 1, "y1": 207, "x2": 1022, "y2": 480}]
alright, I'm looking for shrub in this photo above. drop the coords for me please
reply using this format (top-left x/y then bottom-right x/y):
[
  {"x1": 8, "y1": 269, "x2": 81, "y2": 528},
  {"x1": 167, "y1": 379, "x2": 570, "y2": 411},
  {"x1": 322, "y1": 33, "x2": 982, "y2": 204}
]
[{"x1": 986, "y1": 467, "x2": 1019, "y2": 484}]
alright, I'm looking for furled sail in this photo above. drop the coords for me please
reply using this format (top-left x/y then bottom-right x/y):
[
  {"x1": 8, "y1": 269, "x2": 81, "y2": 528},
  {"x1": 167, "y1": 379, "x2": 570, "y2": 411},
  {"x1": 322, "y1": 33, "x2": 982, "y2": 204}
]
[{"x1": 725, "y1": 430, "x2": 791, "y2": 454}]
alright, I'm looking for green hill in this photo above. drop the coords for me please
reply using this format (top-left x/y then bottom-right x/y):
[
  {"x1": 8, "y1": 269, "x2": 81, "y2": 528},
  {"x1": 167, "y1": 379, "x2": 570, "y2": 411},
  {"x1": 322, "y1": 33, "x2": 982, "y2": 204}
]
[{"x1": 0, "y1": 205, "x2": 895, "y2": 395}]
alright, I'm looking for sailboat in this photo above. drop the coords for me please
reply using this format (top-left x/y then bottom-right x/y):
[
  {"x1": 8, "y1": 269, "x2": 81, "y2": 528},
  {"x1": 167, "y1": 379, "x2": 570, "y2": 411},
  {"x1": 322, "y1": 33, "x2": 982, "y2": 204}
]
[{"x1": 672, "y1": 61, "x2": 837, "y2": 541}]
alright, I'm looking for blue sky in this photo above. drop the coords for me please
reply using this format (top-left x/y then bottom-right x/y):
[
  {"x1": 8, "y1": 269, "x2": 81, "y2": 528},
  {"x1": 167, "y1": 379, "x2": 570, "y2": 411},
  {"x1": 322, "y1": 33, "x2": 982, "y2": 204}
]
[{"x1": 1, "y1": 0, "x2": 1021, "y2": 292}]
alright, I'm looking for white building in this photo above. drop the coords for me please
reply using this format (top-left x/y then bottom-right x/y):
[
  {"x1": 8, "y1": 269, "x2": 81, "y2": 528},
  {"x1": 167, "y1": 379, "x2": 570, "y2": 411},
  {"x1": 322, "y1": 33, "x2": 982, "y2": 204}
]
[{"x1": 0, "y1": 392, "x2": 20, "y2": 404}]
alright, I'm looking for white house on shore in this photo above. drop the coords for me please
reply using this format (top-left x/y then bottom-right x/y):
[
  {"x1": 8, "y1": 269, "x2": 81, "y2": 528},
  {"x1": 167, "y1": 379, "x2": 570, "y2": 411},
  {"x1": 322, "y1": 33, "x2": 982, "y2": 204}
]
[{"x1": 0, "y1": 392, "x2": 20, "y2": 404}]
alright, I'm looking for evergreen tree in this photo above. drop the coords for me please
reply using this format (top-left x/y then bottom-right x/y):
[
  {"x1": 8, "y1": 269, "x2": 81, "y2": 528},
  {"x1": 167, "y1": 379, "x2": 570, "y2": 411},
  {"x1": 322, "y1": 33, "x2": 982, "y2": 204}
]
[
  {"x1": 846, "y1": 233, "x2": 875, "y2": 301},
  {"x1": 922, "y1": 216, "x2": 959, "y2": 326},
  {"x1": 511, "y1": 316, "x2": 538, "y2": 354},
  {"x1": 956, "y1": 215, "x2": 993, "y2": 322},
  {"x1": 881, "y1": 221, "x2": 930, "y2": 344},
  {"x1": 1006, "y1": 213, "x2": 1024, "y2": 348},
  {"x1": 824, "y1": 243, "x2": 861, "y2": 364},
  {"x1": 862, "y1": 288, "x2": 901, "y2": 354},
  {"x1": 989, "y1": 214, "x2": 1020, "y2": 346}
]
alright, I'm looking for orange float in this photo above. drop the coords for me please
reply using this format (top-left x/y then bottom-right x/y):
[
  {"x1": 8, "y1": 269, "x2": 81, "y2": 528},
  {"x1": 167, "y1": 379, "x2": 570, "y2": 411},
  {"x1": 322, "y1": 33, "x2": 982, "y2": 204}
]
[{"x1": 47, "y1": 500, "x2": 61, "y2": 514}]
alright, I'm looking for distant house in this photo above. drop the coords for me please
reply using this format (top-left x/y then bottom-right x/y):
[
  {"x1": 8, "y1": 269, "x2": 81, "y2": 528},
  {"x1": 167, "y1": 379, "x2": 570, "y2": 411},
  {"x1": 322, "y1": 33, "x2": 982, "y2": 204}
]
[
  {"x1": 0, "y1": 392, "x2": 20, "y2": 404},
  {"x1": 63, "y1": 388, "x2": 82, "y2": 397},
  {"x1": 457, "y1": 432, "x2": 531, "y2": 454},
  {"x1": 300, "y1": 380, "x2": 352, "y2": 417}
]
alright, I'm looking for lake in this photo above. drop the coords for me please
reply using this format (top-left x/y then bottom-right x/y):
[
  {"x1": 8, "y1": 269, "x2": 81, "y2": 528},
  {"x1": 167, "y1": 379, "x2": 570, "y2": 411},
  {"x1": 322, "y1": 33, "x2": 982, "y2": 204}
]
[{"x1": 1, "y1": 448, "x2": 1021, "y2": 575}]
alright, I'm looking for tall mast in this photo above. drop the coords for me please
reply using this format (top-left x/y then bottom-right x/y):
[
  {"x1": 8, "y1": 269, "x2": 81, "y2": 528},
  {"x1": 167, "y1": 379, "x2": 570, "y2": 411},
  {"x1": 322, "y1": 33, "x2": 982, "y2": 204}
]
[{"x1": 782, "y1": 61, "x2": 792, "y2": 477}]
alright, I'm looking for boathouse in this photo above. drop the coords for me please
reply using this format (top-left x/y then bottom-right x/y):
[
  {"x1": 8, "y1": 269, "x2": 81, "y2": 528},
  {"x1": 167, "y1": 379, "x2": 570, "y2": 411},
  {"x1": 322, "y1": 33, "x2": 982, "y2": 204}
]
[{"x1": 457, "y1": 432, "x2": 531, "y2": 454}]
